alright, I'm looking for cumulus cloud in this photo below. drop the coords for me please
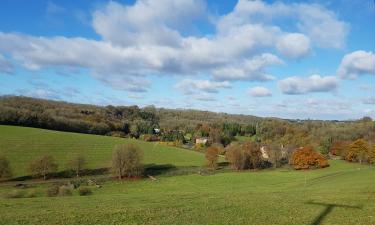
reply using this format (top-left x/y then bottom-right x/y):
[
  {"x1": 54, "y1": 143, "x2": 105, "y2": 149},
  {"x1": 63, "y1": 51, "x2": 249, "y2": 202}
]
[
  {"x1": 276, "y1": 33, "x2": 310, "y2": 59},
  {"x1": 248, "y1": 86, "x2": 272, "y2": 97},
  {"x1": 278, "y1": 74, "x2": 338, "y2": 95},
  {"x1": 0, "y1": 0, "x2": 348, "y2": 92},
  {"x1": 337, "y1": 51, "x2": 375, "y2": 79},
  {"x1": 175, "y1": 79, "x2": 230, "y2": 95},
  {"x1": 212, "y1": 53, "x2": 282, "y2": 81},
  {"x1": 219, "y1": 0, "x2": 348, "y2": 49}
]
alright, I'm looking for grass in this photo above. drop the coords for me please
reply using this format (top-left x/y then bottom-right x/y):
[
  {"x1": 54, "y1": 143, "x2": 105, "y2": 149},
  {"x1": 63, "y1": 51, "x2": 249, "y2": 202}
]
[
  {"x1": 0, "y1": 160, "x2": 374, "y2": 224},
  {"x1": 0, "y1": 126, "x2": 375, "y2": 224},
  {"x1": 0, "y1": 125, "x2": 205, "y2": 177}
]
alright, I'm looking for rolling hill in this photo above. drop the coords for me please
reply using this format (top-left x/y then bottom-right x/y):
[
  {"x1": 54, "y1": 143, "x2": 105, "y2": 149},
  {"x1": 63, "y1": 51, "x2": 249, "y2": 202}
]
[{"x1": 0, "y1": 125, "x2": 205, "y2": 177}]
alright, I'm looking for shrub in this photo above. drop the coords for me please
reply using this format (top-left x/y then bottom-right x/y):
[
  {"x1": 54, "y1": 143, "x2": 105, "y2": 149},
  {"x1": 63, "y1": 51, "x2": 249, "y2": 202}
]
[
  {"x1": 58, "y1": 185, "x2": 73, "y2": 196},
  {"x1": 4, "y1": 190, "x2": 24, "y2": 198},
  {"x1": 25, "y1": 190, "x2": 37, "y2": 198},
  {"x1": 112, "y1": 144, "x2": 143, "y2": 179},
  {"x1": 291, "y1": 146, "x2": 329, "y2": 170},
  {"x1": 28, "y1": 155, "x2": 58, "y2": 180},
  {"x1": 0, "y1": 155, "x2": 12, "y2": 180},
  {"x1": 78, "y1": 187, "x2": 92, "y2": 196},
  {"x1": 46, "y1": 185, "x2": 59, "y2": 197},
  {"x1": 205, "y1": 146, "x2": 219, "y2": 169}
]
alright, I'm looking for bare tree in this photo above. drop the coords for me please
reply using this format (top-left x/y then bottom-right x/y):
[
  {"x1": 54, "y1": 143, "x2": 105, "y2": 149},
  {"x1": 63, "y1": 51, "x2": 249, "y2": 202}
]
[
  {"x1": 28, "y1": 155, "x2": 58, "y2": 180},
  {"x1": 112, "y1": 144, "x2": 143, "y2": 180},
  {"x1": 0, "y1": 155, "x2": 12, "y2": 180},
  {"x1": 67, "y1": 155, "x2": 86, "y2": 177}
]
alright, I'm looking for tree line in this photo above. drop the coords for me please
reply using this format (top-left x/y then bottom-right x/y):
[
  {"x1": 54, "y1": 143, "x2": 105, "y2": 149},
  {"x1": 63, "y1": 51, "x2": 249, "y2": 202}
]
[{"x1": 2, "y1": 96, "x2": 375, "y2": 153}]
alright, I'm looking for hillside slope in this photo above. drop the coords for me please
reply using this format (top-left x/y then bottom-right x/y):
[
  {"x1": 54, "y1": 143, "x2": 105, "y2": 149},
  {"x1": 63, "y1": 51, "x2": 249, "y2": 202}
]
[{"x1": 0, "y1": 125, "x2": 205, "y2": 177}]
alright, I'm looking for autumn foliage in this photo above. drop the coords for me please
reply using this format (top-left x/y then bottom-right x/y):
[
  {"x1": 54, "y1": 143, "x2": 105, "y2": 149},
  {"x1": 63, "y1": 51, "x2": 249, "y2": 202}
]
[
  {"x1": 345, "y1": 139, "x2": 369, "y2": 163},
  {"x1": 291, "y1": 146, "x2": 329, "y2": 170},
  {"x1": 330, "y1": 141, "x2": 349, "y2": 156},
  {"x1": 205, "y1": 146, "x2": 219, "y2": 169}
]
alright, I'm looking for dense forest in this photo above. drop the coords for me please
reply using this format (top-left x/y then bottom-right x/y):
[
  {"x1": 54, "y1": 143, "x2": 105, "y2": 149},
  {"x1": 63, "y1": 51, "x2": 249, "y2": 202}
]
[{"x1": 1, "y1": 96, "x2": 375, "y2": 156}]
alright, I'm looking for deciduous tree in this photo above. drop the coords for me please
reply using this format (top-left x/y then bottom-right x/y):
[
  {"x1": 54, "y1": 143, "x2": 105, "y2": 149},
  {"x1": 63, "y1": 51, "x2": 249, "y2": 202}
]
[
  {"x1": 28, "y1": 155, "x2": 58, "y2": 180},
  {"x1": 291, "y1": 146, "x2": 329, "y2": 170},
  {"x1": 112, "y1": 144, "x2": 143, "y2": 179},
  {"x1": 345, "y1": 139, "x2": 369, "y2": 164},
  {"x1": 67, "y1": 155, "x2": 86, "y2": 177},
  {"x1": 205, "y1": 146, "x2": 219, "y2": 170}
]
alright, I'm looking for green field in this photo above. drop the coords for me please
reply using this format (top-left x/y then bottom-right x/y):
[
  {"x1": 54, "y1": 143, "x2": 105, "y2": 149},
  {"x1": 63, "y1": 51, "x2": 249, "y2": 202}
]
[
  {"x1": 0, "y1": 125, "x2": 205, "y2": 177},
  {"x1": 1, "y1": 126, "x2": 375, "y2": 225}
]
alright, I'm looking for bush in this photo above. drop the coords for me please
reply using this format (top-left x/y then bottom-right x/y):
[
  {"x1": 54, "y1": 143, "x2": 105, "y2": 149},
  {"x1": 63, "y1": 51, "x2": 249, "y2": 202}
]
[
  {"x1": 78, "y1": 187, "x2": 92, "y2": 196},
  {"x1": 58, "y1": 185, "x2": 73, "y2": 196},
  {"x1": 46, "y1": 185, "x2": 59, "y2": 197},
  {"x1": 25, "y1": 190, "x2": 37, "y2": 198},
  {"x1": 4, "y1": 190, "x2": 24, "y2": 198},
  {"x1": 291, "y1": 146, "x2": 329, "y2": 170},
  {"x1": 112, "y1": 144, "x2": 143, "y2": 179},
  {"x1": 0, "y1": 155, "x2": 12, "y2": 180}
]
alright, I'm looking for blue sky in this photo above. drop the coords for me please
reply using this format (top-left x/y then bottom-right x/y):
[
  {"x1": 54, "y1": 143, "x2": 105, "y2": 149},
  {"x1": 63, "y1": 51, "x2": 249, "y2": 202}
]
[{"x1": 1, "y1": 0, "x2": 375, "y2": 120}]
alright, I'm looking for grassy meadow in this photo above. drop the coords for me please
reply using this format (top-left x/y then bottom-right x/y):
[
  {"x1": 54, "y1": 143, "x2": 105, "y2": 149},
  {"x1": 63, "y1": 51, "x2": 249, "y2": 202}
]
[
  {"x1": 0, "y1": 125, "x2": 205, "y2": 177},
  {"x1": 0, "y1": 125, "x2": 375, "y2": 225}
]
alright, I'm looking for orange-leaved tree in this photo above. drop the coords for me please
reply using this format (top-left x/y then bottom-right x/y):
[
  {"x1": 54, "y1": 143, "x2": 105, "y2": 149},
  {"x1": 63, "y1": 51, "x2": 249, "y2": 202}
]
[
  {"x1": 330, "y1": 141, "x2": 349, "y2": 157},
  {"x1": 345, "y1": 139, "x2": 369, "y2": 164},
  {"x1": 291, "y1": 146, "x2": 329, "y2": 170}
]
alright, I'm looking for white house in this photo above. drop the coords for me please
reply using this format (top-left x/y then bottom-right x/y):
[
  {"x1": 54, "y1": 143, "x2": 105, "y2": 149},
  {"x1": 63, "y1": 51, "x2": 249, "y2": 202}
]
[{"x1": 196, "y1": 137, "x2": 208, "y2": 145}]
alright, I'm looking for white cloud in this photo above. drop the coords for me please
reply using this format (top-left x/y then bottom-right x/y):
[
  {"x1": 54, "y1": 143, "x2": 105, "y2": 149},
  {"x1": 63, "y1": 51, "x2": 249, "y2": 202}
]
[
  {"x1": 217, "y1": 0, "x2": 348, "y2": 49},
  {"x1": 175, "y1": 79, "x2": 230, "y2": 95},
  {"x1": 248, "y1": 86, "x2": 272, "y2": 97},
  {"x1": 276, "y1": 33, "x2": 310, "y2": 59},
  {"x1": 0, "y1": 54, "x2": 13, "y2": 74},
  {"x1": 337, "y1": 51, "x2": 375, "y2": 79},
  {"x1": 212, "y1": 53, "x2": 282, "y2": 81},
  {"x1": 278, "y1": 74, "x2": 338, "y2": 95},
  {"x1": 0, "y1": 0, "x2": 348, "y2": 92}
]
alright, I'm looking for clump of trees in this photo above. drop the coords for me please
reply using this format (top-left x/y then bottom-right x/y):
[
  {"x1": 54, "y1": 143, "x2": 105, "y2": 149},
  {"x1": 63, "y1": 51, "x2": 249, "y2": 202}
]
[
  {"x1": 0, "y1": 155, "x2": 12, "y2": 180},
  {"x1": 28, "y1": 155, "x2": 58, "y2": 180},
  {"x1": 205, "y1": 146, "x2": 219, "y2": 170},
  {"x1": 225, "y1": 142, "x2": 263, "y2": 170},
  {"x1": 290, "y1": 146, "x2": 329, "y2": 170},
  {"x1": 0, "y1": 96, "x2": 159, "y2": 137},
  {"x1": 112, "y1": 144, "x2": 143, "y2": 179}
]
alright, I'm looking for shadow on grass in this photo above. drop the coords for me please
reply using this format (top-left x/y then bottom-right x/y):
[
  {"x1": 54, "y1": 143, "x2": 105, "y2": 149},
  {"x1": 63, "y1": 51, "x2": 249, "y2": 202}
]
[
  {"x1": 9, "y1": 168, "x2": 110, "y2": 182},
  {"x1": 144, "y1": 164, "x2": 202, "y2": 177},
  {"x1": 144, "y1": 164, "x2": 177, "y2": 176},
  {"x1": 306, "y1": 201, "x2": 362, "y2": 225}
]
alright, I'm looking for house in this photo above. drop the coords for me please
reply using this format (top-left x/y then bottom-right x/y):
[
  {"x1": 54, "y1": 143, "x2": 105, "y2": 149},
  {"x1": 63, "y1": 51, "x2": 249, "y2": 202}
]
[
  {"x1": 260, "y1": 146, "x2": 269, "y2": 159},
  {"x1": 195, "y1": 137, "x2": 209, "y2": 145}
]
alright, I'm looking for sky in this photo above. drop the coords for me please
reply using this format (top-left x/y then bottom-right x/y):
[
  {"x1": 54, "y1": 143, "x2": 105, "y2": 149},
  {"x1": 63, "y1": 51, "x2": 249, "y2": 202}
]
[{"x1": 0, "y1": 0, "x2": 375, "y2": 120}]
